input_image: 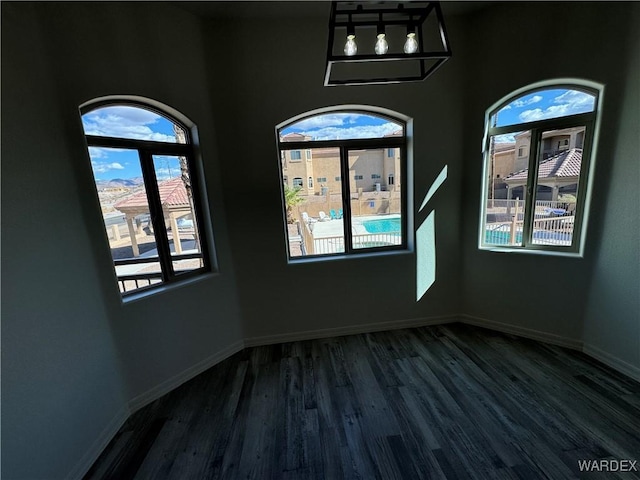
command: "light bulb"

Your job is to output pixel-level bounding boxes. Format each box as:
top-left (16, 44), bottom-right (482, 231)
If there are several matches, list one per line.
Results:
top-left (404, 32), bottom-right (418, 54)
top-left (374, 33), bottom-right (388, 55)
top-left (344, 34), bottom-right (357, 56)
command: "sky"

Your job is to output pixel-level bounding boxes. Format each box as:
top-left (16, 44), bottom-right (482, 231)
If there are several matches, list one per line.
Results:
top-left (280, 112), bottom-right (403, 140)
top-left (492, 88), bottom-right (596, 143)
top-left (84, 94), bottom-right (594, 177)
top-left (82, 106), bottom-right (183, 181)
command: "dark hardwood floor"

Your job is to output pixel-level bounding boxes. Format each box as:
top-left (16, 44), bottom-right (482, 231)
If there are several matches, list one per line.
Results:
top-left (85, 323), bottom-right (640, 479)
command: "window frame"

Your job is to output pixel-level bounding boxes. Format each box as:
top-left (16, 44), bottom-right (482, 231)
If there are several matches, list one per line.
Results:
top-left (479, 81), bottom-right (603, 256)
top-left (277, 108), bottom-right (408, 261)
top-left (80, 99), bottom-right (212, 298)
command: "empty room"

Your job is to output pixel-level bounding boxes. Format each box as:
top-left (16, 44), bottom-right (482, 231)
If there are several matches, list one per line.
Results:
top-left (2, 1), bottom-right (639, 479)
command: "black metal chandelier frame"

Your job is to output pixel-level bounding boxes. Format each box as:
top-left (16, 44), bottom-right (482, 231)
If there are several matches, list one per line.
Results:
top-left (324, 1), bottom-right (452, 86)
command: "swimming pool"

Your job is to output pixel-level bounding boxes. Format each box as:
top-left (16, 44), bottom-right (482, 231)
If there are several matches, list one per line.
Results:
top-left (362, 217), bottom-right (401, 234)
top-left (485, 229), bottom-right (572, 245)
top-left (485, 230), bottom-right (522, 245)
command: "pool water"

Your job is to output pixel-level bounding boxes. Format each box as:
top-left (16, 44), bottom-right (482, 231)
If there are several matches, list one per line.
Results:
top-left (485, 230), bottom-right (522, 244)
top-left (362, 217), bottom-right (401, 234)
top-left (485, 230), bottom-right (573, 245)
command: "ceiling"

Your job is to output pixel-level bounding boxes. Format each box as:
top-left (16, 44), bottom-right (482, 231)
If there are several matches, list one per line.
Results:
top-left (174, 1), bottom-right (495, 20)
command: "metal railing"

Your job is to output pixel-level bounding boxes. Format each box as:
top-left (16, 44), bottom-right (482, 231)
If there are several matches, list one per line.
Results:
top-left (117, 273), bottom-right (163, 293)
top-left (485, 214), bottom-right (574, 247)
top-left (114, 252), bottom-right (203, 294)
top-left (313, 232), bottom-right (401, 254)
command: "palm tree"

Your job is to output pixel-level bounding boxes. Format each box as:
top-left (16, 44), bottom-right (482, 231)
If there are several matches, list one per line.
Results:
top-left (284, 184), bottom-right (305, 224)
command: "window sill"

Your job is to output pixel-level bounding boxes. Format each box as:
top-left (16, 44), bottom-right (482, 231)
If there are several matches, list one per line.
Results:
top-left (288, 247), bottom-right (412, 265)
top-left (479, 245), bottom-right (583, 258)
top-left (120, 272), bottom-right (218, 305)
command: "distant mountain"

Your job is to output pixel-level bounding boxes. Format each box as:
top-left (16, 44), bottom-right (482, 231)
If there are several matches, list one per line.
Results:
top-left (96, 177), bottom-right (144, 190)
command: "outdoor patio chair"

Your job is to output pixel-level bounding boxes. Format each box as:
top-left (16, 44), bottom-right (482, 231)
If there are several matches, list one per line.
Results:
top-left (302, 212), bottom-right (316, 223)
top-left (319, 211), bottom-right (330, 221)
top-left (330, 209), bottom-right (338, 220)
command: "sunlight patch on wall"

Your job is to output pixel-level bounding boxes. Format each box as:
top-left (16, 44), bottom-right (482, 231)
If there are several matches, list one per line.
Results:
top-left (419, 165), bottom-right (448, 213)
top-left (417, 165), bottom-right (447, 301)
top-left (416, 211), bottom-right (436, 301)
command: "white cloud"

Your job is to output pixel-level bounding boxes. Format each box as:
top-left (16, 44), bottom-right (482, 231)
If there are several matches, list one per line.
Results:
top-left (290, 113), bottom-right (363, 130)
top-left (88, 146), bottom-right (108, 159)
top-left (518, 90), bottom-right (595, 122)
top-left (153, 156), bottom-right (181, 180)
top-left (494, 134), bottom-right (516, 143)
top-left (293, 115), bottom-right (345, 129)
top-left (301, 122), bottom-right (400, 140)
top-left (82, 106), bottom-right (176, 142)
top-left (91, 161), bottom-right (125, 173)
top-left (519, 104), bottom-right (570, 122)
top-left (154, 168), bottom-right (180, 180)
top-left (553, 90), bottom-right (595, 111)
top-left (510, 95), bottom-right (543, 108)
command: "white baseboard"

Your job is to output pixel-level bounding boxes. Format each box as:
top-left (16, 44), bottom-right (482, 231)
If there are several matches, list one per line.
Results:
top-left (67, 406), bottom-right (130, 480)
top-left (71, 315), bottom-right (638, 480)
top-left (128, 339), bottom-right (244, 413)
top-left (583, 343), bottom-right (640, 382)
top-left (460, 315), bottom-right (640, 382)
top-left (459, 314), bottom-right (584, 350)
top-left (243, 315), bottom-right (458, 348)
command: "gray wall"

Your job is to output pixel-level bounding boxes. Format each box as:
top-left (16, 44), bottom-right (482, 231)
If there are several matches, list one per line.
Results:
top-left (1, 3), bottom-right (244, 479)
top-left (583, 4), bottom-right (640, 372)
top-left (206, 12), bottom-right (466, 339)
top-left (2, 2), bottom-right (639, 479)
top-left (460, 3), bottom-right (639, 345)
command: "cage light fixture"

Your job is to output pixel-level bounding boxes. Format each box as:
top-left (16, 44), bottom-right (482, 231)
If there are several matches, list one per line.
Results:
top-left (325, 1), bottom-right (452, 86)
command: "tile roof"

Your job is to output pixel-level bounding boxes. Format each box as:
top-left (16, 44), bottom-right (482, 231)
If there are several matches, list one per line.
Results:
top-left (505, 148), bottom-right (582, 181)
top-left (114, 177), bottom-right (189, 209)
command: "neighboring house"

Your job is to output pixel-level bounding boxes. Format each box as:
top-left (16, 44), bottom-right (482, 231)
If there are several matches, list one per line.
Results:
top-left (514, 126), bottom-right (586, 172)
top-left (280, 130), bottom-right (402, 196)
top-left (490, 127), bottom-right (586, 200)
top-left (504, 148), bottom-right (582, 202)
top-left (489, 141), bottom-right (516, 199)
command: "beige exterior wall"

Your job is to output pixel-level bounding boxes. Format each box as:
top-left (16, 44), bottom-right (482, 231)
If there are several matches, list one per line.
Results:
top-left (513, 126), bottom-right (586, 172)
top-left (282, 145), bottom-right (401, 197)
top-left (383, 147), bottom-right (402, 191)
top-left (493, 149), bottom-right (516, 179)
top-left (282, 149), bottom-right (312, 194)
top-left (311, 148), bottom-right (341, 194)
top-left (514, 132), bottom-right (530, 172)
top-left (349, 149), bottom-right (386, 192)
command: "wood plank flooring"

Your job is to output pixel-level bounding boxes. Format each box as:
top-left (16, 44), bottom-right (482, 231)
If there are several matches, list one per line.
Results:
top-left (84, 324), bottom-right (640, 479)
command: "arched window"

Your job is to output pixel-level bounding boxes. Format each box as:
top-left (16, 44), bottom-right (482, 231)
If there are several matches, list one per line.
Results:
top-left (80, 99), bottom-right (211, 296)
top-left (480, 81), bottom-right (602, 255)
top-left (277, 108), bottom-right (408, 259)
